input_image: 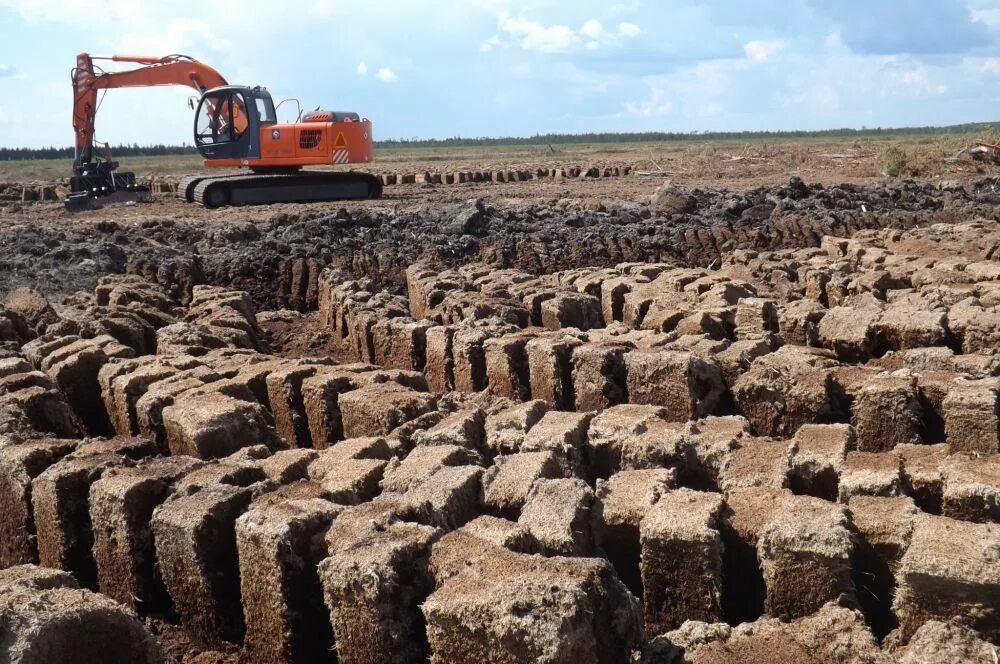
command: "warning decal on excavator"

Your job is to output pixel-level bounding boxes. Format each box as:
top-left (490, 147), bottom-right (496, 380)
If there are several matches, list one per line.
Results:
top-left (334, 132), bottom-right (348, 149)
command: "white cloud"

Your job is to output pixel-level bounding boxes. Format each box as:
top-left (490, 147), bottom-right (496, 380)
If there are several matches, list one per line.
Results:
top-left (888, 67), bottom-right (948, 96)
top-left (581, 19), bottom-right (604, 40)
top-left (356, 61), bottom-right (368, 75)
top-left (375, 67), bottom-right (398, 83)
top-left (0, 64), bottom-right (13, 77)
top-left (968, 56), bottom-right (1000, 74)
top-left (309, 0), bottom-right (335, 15)
top-left (0, 0), bottom-right (146, 27)
top-left (485, 12), bottom-right (641, 54)
top-left (743, 39), bottom-right (785, 63)
top-left (497, 11), bottom-right (580, 53)
top-left (617, 22), bottom-right (641, 38)
top-left (972, 8), bottom-right (1000, 30)
top-left (625, 87), bottom-right (674, 118)
top-left (479, 35), bottom-right (507, 52)
top-left (580, 19), bottom-right (640, 42)
top-left (117, 17), bottom-right (231, 56)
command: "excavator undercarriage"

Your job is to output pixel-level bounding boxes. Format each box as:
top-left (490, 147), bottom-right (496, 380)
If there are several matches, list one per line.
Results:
top-left (177, 171), bottom-right (382, 208)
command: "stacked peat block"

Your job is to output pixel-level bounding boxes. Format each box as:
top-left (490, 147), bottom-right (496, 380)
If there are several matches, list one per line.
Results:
top-left (319, 499), bottom-right (440, 662)
top-left (639, 489), bottom-right (726, 633)
top-left (0, 564), bottom-right (164, 664)
top-left (723, 488), bottom-right (855, 622)
top-left (422, 527), bottom-right (643, 663)
top-left (32, 436), bottom-right (158, 589)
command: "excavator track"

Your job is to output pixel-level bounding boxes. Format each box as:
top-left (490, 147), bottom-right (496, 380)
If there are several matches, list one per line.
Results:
top-left (177, 175), bottom-right (206, 202)
top-left (191, 171), bottom-right (382, 208)
top-left (177, 172), bottom-right (248, 202)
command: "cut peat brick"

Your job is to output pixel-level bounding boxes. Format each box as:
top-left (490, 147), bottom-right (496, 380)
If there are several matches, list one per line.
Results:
top-left (411, 408), bottom-right (486, 451)
top-left (265, 364), bottom-right (322, 450)
top-left (422, 534), bottom-right (642, 664)
top-left (718, 437), bottom-right (793, 493)
top-left (594, 469), bottom-right (676, 596)
top-left (319, 504), bottom-right (439, 664)
top-left (382, 444), bottom-right (480, 495)
top-left (837, 451), bottom-right (904, 502)
top-left (895, 619), bottom-right (999, 664)
top-left (89, 456), bottom-right (204, 613)
top-left (0, 438), bottom-right (77, 567)
top-left (44, 344), bottom-right (119, 436)
top-left (338, 384), bottom-right (436, 439)
top-left (424, 325), bottom-right (454, 393)
top-left (619, 420), bottom-right (687, 474)
top-left (0, 567), bottom-right (164, 664)
top-left (540, 292), bottom-right (603, 331)
top-left (482, 451), bottom-right (564, 518)
top-left (684, 416), bottom-right (750, 490)
top-left (236, 492), bottom-right (341, 664)
top-left (1, 384), bottom-right (82, 439)
top-left (640, 488), bottom-right (725, 634)
top-left (451, 326), bottom-right (493, 393)
top-left (371, 318), bottom-right (432, 371)
top-left (259, 448), bottom-right (318, 484)
top-left (32, 450), bottom-right (137, 589)
top-left (943, 379), bottom-right (1000, 454)
top-left (518, 477), bottom-right (595, 555)
top-left (942, 454), bottom-right (1000, 523)
top-left (484, 399), bottom-right (548, 456)
top-left (484, 333), bottom-right (533, 401)
top-left (586, 404), bottom-right (667, 481)
top-left (788, 424), bottom-right (852, 501)
top-left (571, 342), bottom-right (631, 412)
top-left (526, 333), bottom-right (582, 410)
top-left (624, 350), bottom-right (725, 421)
top-left (757, 495), bottom-right (855, 620)
top-left (898, 443), bottom-right (949, 514)
top-left (307, 437), bottom-right (393, 505)
top-left (162, 393), bottom-right (279, 459)
top-left (683, 602), bottom-right (882, 664)
top-left (852, 373), bottom-right (922, 452)
top-left (400, 464), bottom-right (484, 530)
top-left (894, 515), bottom-right (1000, 643)
top-left (520, 410), bottom-right (593, 477)
top-left (300, 370), bottom-right (356, 449)
top-left (847, 495), bottom-right (920, 638)
top-left (731, 347), bottom-right (841, 438)
top-left (152, 483), bottom-right (258, 646)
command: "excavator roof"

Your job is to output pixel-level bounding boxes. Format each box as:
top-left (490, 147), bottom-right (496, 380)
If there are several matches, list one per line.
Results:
top-left (201, 84), bottom-right (271, 97)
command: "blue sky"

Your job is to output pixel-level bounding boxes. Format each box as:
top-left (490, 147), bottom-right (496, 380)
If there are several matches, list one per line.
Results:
top-left (2, 0), bottom-right (1000, 148)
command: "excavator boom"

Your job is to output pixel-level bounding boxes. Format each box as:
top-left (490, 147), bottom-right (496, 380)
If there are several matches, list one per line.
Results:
top-left (72, 53), bottom-right (228, 165)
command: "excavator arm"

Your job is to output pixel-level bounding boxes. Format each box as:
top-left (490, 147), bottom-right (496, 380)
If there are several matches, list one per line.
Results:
top-left (72, 53), bottom-right (228, 166)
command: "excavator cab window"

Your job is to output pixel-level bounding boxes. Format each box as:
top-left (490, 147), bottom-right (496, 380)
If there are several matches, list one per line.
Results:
top-left (254, 92), bottom-right (277, 125)
top-left (195, 89), bottom-right (250, 146)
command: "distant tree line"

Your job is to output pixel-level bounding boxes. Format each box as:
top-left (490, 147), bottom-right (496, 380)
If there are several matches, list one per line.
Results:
top-left (3, 122), bottom-right (999, 161)
top-left (0, 143), bottom-right (200, 161)
top-left (377, 123), bottom-right (1000, 148)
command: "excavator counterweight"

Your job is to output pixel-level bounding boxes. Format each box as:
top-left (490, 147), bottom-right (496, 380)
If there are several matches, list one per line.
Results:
top-left (68, 53), bottom-right (380, 210)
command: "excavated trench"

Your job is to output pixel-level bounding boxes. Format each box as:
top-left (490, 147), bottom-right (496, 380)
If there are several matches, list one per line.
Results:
top-left (0, 178), bottom-right (999, 663)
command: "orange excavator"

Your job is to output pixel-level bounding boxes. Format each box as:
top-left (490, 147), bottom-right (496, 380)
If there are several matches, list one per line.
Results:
top-left (69, 53), bottom-right (381, 210)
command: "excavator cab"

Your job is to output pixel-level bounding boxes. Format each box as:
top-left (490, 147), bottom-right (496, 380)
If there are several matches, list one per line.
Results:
top-left (194, 86), bottom-right (275, 162)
